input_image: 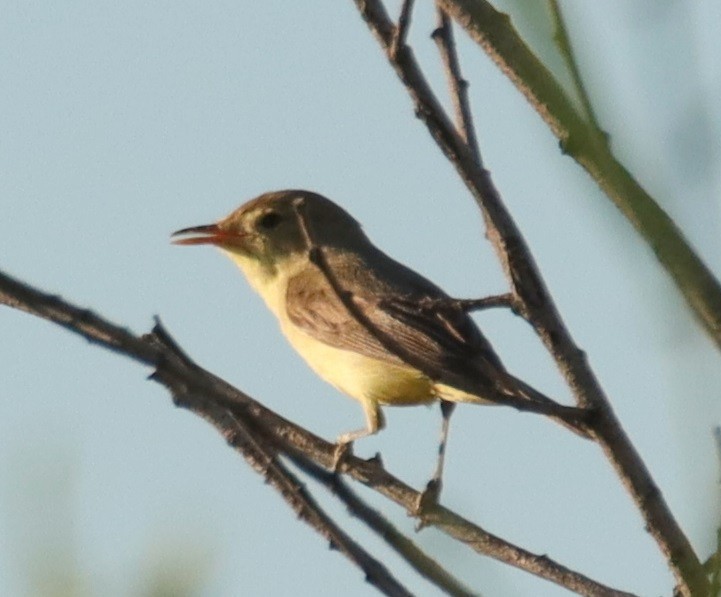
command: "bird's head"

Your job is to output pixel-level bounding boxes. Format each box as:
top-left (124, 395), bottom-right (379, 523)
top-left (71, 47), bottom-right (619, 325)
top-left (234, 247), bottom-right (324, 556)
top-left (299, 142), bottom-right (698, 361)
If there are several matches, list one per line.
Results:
top-left (172, 190), bottom-right (365, 272)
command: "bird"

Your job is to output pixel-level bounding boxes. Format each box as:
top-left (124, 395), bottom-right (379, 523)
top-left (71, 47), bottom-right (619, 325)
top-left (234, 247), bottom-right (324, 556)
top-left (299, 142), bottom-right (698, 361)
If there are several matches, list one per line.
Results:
top-left (172, 190), bottom-right (587, 491)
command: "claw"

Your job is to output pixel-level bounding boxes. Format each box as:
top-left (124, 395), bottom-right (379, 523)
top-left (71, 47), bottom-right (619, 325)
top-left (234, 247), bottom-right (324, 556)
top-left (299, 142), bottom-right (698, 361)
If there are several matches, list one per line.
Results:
top-left (412, 477), bottom-right (442, 528)
top-left (332, 441), bottom-right (353, 471)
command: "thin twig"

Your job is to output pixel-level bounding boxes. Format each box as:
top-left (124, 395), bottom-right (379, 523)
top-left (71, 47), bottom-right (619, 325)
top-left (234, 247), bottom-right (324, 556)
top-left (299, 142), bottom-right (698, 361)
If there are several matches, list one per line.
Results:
top-left (0, 268), bottom-right (636, 596)
top-left (432, 6), bottom-right (481, 166)
top-left (419, 293), bottom-right (515, 313)
top-left (350, 1), bottom-right (706, 594)
top-left (547, 0), bottom-right (602, 134)
top-left (0, 268), bottom-right (158, 363)
top-left (457, 294), bottom-right (513, 311)
top-left (391, 0), bottom-right (415, 58)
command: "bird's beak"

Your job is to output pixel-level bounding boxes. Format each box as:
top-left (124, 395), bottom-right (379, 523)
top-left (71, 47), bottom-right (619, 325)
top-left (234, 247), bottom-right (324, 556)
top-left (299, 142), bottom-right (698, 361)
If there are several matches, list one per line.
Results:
top-left (171, 224), bottom-right (244, 247)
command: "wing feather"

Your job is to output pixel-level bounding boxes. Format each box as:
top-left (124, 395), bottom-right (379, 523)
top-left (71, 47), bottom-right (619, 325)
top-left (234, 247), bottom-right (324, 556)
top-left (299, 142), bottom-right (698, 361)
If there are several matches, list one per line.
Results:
top-left (285, 251), bottom-right (507, 397)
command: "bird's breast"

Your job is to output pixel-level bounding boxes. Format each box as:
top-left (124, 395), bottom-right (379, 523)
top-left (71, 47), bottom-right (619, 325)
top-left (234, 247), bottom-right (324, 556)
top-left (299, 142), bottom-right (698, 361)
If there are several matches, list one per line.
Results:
top-left (227, 250), bottom-right (437, 406)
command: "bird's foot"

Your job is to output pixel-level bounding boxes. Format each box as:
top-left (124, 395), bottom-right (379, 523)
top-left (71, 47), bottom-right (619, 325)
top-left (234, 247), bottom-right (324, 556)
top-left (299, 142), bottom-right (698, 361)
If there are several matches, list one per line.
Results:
top-left (332, 441), bottom-right (353, 472)
top-left (412, 477), bottom-right (442, 528)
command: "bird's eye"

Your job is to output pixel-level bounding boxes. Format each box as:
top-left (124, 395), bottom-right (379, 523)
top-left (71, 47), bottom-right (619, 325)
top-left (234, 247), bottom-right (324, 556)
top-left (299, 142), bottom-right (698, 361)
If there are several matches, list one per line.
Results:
top-left (257, 211), bottom-right (282, 230)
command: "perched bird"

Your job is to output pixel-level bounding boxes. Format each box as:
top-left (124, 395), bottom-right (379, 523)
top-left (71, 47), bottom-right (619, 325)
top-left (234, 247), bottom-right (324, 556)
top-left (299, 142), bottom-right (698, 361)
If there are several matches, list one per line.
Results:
top-left (173, 190), bottom-right (586, 486)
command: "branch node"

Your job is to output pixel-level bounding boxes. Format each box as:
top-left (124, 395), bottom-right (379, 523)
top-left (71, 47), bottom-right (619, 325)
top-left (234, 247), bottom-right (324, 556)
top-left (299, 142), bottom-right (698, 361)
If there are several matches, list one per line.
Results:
top-left (391, 0), bottom-right (415, 59)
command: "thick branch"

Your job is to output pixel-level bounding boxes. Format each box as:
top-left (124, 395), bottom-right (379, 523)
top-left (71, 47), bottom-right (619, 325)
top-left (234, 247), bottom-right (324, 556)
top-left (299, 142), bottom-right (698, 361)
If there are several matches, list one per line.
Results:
top-left (0, 268), bottom-right (634, 596)
top-left (350, 1), bottom-right (706, 594)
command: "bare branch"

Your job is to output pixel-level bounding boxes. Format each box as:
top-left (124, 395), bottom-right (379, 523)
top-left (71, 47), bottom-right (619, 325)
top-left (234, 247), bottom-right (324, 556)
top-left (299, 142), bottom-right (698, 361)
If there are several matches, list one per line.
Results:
top-left (391, 0), bottom-right (414, 58)
top-left (436, 0), bottom-right (721, 354)
top-left (0, 268), bottom-right (635, 596)
top-left (432, 6), bottom-right (481, 166)
top-left (0, 267), bottom-right (157, 364)
top-left (148, 330), bottom-right (412, 597)
top-left (350, 1), bottom-right (707, 594)
top-left (288, 455), bottom-right (477, 597)
top-left (418, 293), bottom-right (515, 313)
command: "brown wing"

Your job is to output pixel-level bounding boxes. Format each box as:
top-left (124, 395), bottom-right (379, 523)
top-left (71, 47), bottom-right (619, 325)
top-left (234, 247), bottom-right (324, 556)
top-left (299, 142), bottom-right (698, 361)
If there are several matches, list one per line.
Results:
top-left (285, 250), bottom-right (507, 397)
top-left (285, 270), bottom-right (407, 367)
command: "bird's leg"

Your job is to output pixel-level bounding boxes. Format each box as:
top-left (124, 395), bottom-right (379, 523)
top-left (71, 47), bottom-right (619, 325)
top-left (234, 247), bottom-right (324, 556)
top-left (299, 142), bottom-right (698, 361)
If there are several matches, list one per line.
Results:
top-left (333, 400), bottom-right (385, 471)
top-left (415, 400), bottom-right (456, 515)
top-left (432, 399), bottom-right (456, 490)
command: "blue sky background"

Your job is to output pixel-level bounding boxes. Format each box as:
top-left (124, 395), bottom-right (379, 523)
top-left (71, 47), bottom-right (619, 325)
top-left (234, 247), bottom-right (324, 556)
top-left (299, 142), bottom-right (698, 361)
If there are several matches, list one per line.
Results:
top-left (1, 1), bottom-right (720, 595)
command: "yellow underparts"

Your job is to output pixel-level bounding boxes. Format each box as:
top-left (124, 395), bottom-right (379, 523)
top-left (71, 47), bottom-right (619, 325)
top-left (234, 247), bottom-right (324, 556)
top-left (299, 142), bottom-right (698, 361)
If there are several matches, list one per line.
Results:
top-left (280, 313), bottom-right (486, 408)
top-left (223, 248), bottom-right (487, 440)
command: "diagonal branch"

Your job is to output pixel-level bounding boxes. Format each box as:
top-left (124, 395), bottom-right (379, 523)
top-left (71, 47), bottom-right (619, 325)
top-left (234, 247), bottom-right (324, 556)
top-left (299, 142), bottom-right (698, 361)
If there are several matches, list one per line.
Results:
top-left (547, 0), bottom-right (602, 132)
top-left (0, 268), bottom-right (635, 596)
top-left (148, 327), bottom-right (412, 597)
top-left (350, 1), bottom-right (707, 594)
top-left (151, 322), bottom-right (472, 597)
top-left (390, 0), bottom-right (414, 58)
top-left (287, 454), bottom-right (477, 597)
top-left (432, 5), bottom-right (481, 166)
top-left (436, 0), bottom-right (721, 353)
